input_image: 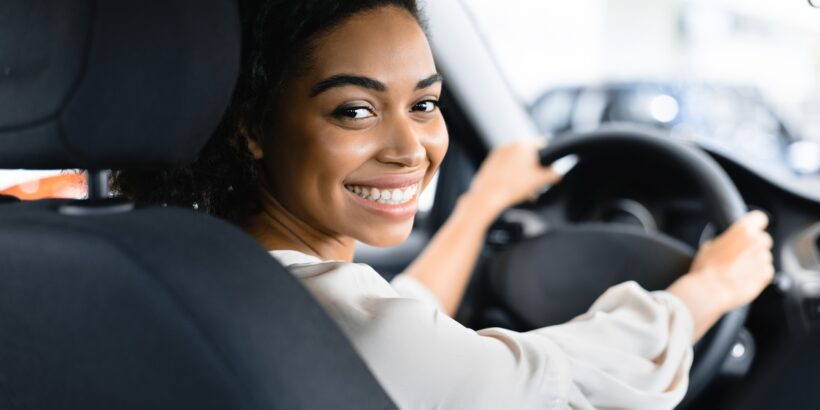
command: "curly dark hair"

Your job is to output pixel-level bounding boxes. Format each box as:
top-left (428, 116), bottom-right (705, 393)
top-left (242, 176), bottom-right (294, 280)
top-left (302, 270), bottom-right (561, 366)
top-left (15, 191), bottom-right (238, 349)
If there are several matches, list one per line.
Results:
top-left (111, 0), bottom-right (423, 223)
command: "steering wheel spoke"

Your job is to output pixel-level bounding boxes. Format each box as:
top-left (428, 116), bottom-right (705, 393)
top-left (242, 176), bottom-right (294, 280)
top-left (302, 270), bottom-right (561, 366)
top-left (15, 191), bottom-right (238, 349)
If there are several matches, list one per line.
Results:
top-left (490, 223), bottom-right (694, 327)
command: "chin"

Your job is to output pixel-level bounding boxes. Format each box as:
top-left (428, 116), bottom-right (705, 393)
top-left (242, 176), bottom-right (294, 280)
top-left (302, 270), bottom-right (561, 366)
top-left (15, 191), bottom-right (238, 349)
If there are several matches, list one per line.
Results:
top-left (356, 219), bottom-right (414, 248)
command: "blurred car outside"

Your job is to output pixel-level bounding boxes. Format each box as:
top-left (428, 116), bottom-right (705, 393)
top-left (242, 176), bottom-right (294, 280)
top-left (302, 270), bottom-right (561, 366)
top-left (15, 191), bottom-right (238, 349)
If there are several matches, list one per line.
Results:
top-left (530, 81), bottom-right (820, 179)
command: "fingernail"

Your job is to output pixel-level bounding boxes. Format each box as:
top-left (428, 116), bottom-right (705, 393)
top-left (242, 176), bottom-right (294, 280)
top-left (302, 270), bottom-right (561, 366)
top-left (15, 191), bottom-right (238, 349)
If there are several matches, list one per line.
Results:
top-left (750, 210), bottom-right (768, 221)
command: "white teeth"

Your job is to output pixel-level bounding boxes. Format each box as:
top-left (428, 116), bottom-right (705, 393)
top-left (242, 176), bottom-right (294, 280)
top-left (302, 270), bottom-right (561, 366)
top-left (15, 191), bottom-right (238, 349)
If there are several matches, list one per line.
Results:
top-left (345, 182), bottom-right (420, 205)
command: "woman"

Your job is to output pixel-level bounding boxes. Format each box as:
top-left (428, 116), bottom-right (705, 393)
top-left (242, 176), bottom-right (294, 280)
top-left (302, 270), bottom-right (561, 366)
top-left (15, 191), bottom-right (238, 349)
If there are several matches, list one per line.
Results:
top-left (113, 0), bottom-right (774, 408)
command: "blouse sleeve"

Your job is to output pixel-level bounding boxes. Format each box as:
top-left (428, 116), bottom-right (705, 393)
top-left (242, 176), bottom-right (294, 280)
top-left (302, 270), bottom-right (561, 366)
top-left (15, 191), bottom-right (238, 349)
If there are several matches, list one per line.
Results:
top-left (278, 253), bottom-right (695, 410)
top-left (354, 280), bottom-right (694, 409)
top-left (529, 281), bottom-right (695, 408)
top-left (389, 273), bottom-right (446, 312)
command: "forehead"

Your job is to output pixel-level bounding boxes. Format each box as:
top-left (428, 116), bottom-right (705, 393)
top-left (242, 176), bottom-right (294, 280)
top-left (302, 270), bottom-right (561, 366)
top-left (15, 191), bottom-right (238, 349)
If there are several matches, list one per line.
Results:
top-left (306, 7), bottom-right (436, 85)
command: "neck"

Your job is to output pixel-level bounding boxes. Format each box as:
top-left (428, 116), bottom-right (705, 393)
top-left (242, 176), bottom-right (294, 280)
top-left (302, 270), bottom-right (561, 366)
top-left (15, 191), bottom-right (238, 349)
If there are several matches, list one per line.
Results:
top-left (244, 187), bottom-right (356, 262)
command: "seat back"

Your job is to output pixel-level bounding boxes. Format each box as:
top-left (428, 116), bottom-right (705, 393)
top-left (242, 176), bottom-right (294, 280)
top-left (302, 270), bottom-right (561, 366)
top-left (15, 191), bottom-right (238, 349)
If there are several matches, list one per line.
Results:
top-left (0, 1), bottom-right (395, 408)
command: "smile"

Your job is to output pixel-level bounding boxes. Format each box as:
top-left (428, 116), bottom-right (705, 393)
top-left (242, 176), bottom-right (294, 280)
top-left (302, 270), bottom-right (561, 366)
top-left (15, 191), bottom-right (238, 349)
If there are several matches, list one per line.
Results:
top-left (344, 182), bottom-right (420, 205)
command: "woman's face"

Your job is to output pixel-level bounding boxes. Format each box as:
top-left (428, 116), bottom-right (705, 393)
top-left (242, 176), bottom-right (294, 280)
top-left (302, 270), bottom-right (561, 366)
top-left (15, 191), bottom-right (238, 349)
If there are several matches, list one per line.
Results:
top-left (256, 6), bottom-right (448, 247)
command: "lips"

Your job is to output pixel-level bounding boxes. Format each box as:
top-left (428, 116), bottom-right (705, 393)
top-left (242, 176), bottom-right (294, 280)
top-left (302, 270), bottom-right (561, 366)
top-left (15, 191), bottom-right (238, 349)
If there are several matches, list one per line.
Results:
top-left (342, 172), bottom-right (425, 220)
top-left (344, 182), bottom-right (420, 205)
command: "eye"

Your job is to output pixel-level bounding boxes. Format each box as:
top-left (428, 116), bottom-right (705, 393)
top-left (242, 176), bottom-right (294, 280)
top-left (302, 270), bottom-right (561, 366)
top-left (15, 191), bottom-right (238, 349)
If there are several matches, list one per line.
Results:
top-left (412, 99), bottom-right (440, 113)
top-left (332, 106), bottom-right (375, 120)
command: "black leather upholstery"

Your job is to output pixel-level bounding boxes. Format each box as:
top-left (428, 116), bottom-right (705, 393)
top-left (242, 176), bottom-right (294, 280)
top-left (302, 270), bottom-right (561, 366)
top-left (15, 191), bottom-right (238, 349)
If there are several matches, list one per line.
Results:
top-left (0, 0), bottom-right (396, 408)
top-left (0, 0), bottom-right (238, 169)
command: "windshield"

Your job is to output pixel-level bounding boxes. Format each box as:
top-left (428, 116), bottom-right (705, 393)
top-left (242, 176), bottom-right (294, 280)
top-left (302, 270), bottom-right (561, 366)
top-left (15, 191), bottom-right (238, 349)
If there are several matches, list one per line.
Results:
top-left (463, 0), bottom-right (820, 187)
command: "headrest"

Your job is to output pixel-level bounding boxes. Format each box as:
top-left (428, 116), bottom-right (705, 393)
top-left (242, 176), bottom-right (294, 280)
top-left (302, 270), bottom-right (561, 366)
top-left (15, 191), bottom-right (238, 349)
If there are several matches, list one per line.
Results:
top-left (0, 194), bottom-right (19, 203)
top-left (0, 0), bottom-right (240, 170)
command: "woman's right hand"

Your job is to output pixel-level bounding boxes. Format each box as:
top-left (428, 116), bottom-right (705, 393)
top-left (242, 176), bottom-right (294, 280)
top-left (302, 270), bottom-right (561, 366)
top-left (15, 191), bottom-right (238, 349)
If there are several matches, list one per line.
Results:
top-left (667, 210), bottom-right (775, 341)
top-left (463, 139), bottom-right (561, 222)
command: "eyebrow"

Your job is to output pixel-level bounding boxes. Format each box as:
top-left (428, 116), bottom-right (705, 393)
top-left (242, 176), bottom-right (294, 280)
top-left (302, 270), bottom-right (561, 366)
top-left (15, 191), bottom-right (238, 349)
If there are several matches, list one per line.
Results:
top-left (416, 73), bottom-right (444, 89)
top-left (309, 73), bottom-right (444, 97)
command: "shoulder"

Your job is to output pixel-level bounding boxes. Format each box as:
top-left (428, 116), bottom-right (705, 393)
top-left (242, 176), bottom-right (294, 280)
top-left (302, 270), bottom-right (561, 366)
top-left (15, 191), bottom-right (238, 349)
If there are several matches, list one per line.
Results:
top-left (269, 249), bottom-right (382, 282)
top-left (268, 249), bottom-right (398, 310)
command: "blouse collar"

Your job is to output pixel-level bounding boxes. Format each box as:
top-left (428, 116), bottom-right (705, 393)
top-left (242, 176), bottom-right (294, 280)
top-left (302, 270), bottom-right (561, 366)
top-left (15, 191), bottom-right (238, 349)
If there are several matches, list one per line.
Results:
top-left (269, 249), bottom-right (350, 267)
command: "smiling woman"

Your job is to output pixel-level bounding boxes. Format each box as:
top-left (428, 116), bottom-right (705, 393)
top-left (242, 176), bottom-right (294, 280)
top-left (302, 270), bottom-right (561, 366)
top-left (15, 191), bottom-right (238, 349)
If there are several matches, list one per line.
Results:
top-left (239, 6), bottom-right (448, 255)
top-left (111, 0), bottom-right (774, 408)
top-left (112, 0), bottom-right (435, 226)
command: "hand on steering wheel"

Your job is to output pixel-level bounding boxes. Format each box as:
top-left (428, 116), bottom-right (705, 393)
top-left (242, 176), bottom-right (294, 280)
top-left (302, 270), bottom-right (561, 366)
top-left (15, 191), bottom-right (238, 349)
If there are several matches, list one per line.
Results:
top-left (668, 210), bottom-right (775, 341)
top-left (486, 125), bottom-right (766, 403)
top-left (466, 138), bottom-right (562, 218)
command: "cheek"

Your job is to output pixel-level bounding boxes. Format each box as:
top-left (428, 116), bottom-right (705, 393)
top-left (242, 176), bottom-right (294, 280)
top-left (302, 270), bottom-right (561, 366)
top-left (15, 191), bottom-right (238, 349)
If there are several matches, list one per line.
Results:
top-left (423, 119), bottom-right (449, 173)
top-left (264, 120), bottom-right (372, 209)
top-left (307, 125), bottom-right (386, 217)
top-left (318, 128), bottom-right (379, 162)
top-left (313, 124), bottom-right (382, 187)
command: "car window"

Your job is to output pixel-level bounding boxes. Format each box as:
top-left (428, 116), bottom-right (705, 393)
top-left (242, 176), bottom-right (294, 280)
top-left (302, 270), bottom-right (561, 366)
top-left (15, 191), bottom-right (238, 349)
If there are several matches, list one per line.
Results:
top-left (463, 0), bottom-right (820, 180)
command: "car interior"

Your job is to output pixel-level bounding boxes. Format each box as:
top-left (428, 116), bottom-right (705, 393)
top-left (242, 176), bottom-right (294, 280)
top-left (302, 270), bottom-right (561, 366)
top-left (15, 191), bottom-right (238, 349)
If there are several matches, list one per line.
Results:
top-left (0, 1), bottom-right (395, 408)
top-left (2, 0), bottom-right (820, 409)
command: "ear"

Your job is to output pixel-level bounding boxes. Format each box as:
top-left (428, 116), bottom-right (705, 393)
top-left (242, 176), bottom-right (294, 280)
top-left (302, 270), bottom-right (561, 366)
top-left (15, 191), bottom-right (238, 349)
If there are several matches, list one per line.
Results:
top-left (245, 135), bottom-right (265, 160)
top-left (240, 122), bottom-right (265, 160)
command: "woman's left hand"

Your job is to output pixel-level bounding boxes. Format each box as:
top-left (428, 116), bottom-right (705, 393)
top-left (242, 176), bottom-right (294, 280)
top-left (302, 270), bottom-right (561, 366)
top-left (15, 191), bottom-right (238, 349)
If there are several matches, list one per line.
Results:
top-left (667, 210), bottom-right (775, 341)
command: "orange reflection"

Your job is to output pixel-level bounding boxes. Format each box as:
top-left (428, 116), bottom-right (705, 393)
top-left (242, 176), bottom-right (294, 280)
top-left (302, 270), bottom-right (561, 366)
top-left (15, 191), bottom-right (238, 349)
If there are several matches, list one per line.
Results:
top-left (1, 173), bottom-right (87, 200)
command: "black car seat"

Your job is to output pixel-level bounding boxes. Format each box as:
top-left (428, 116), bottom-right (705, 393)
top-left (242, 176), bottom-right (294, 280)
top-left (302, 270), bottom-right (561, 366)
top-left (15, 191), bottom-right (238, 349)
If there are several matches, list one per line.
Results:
top-left (0, 1), bottom-right (395, 409)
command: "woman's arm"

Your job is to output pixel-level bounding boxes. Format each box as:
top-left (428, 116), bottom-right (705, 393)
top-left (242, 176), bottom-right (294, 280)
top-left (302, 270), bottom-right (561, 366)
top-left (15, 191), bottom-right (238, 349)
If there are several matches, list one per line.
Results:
top-left (401, 139), bottom-right (774, 333)
top-left (399, 192), bottom-right (500, 315)
top-left (401, 140), bottom-right (561, 315)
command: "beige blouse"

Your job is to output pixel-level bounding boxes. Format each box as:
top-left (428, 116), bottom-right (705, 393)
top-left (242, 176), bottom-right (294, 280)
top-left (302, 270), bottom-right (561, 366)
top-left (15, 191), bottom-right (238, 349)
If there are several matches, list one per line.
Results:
top-left (270, 250), bottom-right (694, 410)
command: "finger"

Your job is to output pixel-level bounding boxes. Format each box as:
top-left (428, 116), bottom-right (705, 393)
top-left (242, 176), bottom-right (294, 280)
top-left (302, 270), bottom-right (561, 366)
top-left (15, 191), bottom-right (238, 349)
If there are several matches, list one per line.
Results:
top-left (757, 233), bottom-right (774, 250)
top-left (764, 265), bottom-right (775, 280)
top-left (725, 210), bottom-right (769, 244)
top-left (517, 137), bottom-right (547, 151)
top-left (757, 264), bottom-right (775, 283)
top-left (524, 137), bottom-right (547, 149)
top-left (540, 167), bottom-right (562, 185)
top-left (550, 154), bottom-right (579, 176)
top-left (741, 210), bottom-right (770, 233)
top-left (754, 247), bottom-right (773, 262)
top-left (742, 239), bottom-right (773, 260)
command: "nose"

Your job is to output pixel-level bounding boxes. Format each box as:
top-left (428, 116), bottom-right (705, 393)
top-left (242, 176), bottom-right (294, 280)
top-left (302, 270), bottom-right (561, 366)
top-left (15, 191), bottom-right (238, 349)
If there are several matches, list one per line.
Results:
top-left (376, 114), bottom-right (426, 168)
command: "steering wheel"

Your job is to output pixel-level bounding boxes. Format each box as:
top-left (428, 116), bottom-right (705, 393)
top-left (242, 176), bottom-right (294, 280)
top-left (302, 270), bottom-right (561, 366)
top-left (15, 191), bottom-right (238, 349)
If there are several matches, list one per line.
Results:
top-left (487, 126), bottom-right (748, 402)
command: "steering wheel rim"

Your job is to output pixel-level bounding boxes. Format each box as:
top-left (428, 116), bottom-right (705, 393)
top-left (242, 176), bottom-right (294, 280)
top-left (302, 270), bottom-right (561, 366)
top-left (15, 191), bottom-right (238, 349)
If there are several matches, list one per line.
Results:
top-left (500, 125), bottom-right (748, 402)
